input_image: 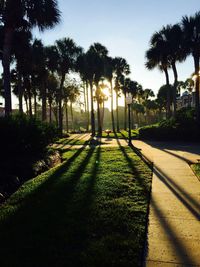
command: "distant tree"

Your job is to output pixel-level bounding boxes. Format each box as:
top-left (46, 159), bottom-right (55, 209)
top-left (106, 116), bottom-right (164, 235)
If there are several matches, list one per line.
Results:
top-left (157, 84), bottom-right (173, 117)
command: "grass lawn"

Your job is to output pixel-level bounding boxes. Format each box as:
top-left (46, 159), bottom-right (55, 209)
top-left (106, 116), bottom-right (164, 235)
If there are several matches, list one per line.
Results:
top-left (0, 144), bottom-right (152, 267)
top-left (55, 136), bottom-right (89, 146)
top-left (101, 130), bottom-right (139, 139)
top-left (191, 163), bottom-right (200, 180)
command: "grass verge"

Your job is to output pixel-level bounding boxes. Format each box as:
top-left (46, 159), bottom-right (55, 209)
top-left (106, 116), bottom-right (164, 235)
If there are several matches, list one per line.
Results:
top-left (101, 130), bottom-right (139, 139)
top-left (191, 163), bottom-right (200, 180)
top-left (0, 145), bottom-right (152, 267)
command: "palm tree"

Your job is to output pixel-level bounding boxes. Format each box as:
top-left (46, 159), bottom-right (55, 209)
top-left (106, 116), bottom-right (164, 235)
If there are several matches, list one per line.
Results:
top-left (76, 53), bottom-right (90, 131)
top-left (182, 12), bottom-right (200, 123)
top-left (142, 88), bottom-right (155, 100)
top-left (46, 74), bottom-right (59, 123)
top-left (157, 24), bottom-right (185, 116)
top-left (157, 84), bottom-right (173, 117)
top-left (121, 77), bottom-right (131, 130)
top-left (32, 39), bottom-right (48, 121)
top-left (104, 56), bottom-right (116, 132)
top-left (12, 30), bottom-right (32, 114)
top-left (52, 38), bottom-right (82, 133)
top-left (114, 57), bottom-right (130, 131)
top-left (0, 0), bottom-right (60, 116)
top-left (68, 83), bottom-right (80, 132)
top-left (145, 43), bottom-right (171, 118)
top-left (89, 43), bottom-right (108, 136)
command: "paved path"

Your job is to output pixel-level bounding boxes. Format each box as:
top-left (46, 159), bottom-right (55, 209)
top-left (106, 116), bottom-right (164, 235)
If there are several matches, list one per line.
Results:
top-left (53, 133), bottom-right (128, 149)
top-left (133, 141), bottom-right (200, 266)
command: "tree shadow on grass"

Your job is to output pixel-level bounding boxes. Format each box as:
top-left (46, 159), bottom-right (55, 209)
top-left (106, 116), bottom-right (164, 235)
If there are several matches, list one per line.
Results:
top-left (0, 145), bottom-right (101, 267)
top-left (114, 136), bottom-right (150, 196)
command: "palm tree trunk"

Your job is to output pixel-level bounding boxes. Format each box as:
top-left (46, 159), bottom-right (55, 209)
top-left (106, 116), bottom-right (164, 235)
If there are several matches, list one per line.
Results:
top-left (96, 82), bottom-right (102, 136)
top-left (124, 93), bottom-right (127, 130)
top-left (172, 61), bottom-right (178, 117)
top-left (164, 68), bottom-right (171, 119)
top-left (24, 94), bottom-right (28, 115)
top-left (49, 101), bottom-right (52, 123)
top-left (26, 80), bottom-right (32, 118)
top-left (70, 101), bottom-right (74, 132)
top-left (110, 79), bottom-right (115, 132)
top-left (42, 82), bottom-right (47, 121)
top-left (59, 74), bottom-right (65, 134)
top-left (86, 81), bottom-right (89, 132)
top-left (89, 80), bottom-right (95, 136)
top-left (131, 107), bottom-right (134, 129)
top-left (28, 90), bottom-right (32, 118)
top-left (116, 91), bottom-right (119, 132)
top-left (18, 72), bottom-right (23, 114)
top-left (65, 103), bottom-right (69, 132)
top-left (101, 101), bottom-right (105, 129)
top-left (84, 82), bottom-right (87, 113)
top-left (194, 56), bottom-right (200, 123)
top-left (2, 27), bottom-right (14, 116)
top-left (97, 100), bottom-right (102, 135)
top-left (34, 92), bottom-right (37, 118)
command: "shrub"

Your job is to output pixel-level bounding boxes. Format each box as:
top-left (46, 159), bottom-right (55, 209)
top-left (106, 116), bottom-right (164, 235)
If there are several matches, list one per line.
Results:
top-left (0, 115), bottom-right (60, 192)
top-left (0, 114), bottom-right (59, 157)
top-left (139, 108), bottom-right (200, 141)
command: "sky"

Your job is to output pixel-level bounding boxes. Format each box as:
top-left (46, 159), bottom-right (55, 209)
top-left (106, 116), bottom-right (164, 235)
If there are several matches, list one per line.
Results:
top-left (1, 0), bottom-right (200, 109)
top-left (34, 0), bottom-right (200, 95)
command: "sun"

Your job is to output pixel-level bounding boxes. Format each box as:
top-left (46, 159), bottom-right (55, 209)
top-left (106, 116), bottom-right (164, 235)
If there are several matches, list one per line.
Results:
top-left (100, 81), bottom-right (111, 98)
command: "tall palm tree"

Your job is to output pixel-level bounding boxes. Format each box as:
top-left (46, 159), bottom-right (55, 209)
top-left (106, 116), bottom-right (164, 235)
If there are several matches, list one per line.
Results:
top-left (0, 0), bottom-right (60, 116)
top-left (81, 50), bottom-right (96, 136)
top-left (12, 30), bottom-right (32, 114)
top-left (89, 43), bottom-right (108, 136)
top-left (145, 43), bottom-right (171, 118)
top-left (156, 24), bottom-right (185, 116)
top-left (113, 57), bottom-right (130, 131)
top-left (51, 38), bottom-right (82, 133)
top-left (76, 53), bottom-right (90, 131)
top-left (104, 56), bottom-right (116, 132)
top-left (182, 12), bottom-right (200, 123)
top-left (46, 74), bottom-right (59, 123)
top-left (32, 39), bottom-right (48, 121)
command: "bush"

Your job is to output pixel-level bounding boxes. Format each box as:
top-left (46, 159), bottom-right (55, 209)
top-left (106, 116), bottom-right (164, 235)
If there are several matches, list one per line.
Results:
top-left (0, 115), bottom-right (60, 196)
top-left (139, 108), bottom-right (200, 141)
top-left (0, 114), bottom-right (59, 157)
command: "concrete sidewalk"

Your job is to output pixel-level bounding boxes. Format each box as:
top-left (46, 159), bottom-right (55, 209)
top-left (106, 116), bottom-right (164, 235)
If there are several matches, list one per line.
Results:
top-left (133, 141), bottom-right (200, 266)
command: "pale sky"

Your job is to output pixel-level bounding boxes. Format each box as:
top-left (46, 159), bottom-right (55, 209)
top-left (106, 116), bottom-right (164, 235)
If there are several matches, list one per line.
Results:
top-left (35, 0), bottom-right (200, 94)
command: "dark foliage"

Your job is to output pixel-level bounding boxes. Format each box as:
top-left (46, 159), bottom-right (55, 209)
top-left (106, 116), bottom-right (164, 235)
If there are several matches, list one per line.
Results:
top-left (0, 114), bottom-right (59, 196)
top-left (139, 108), bottom-right (200, 141)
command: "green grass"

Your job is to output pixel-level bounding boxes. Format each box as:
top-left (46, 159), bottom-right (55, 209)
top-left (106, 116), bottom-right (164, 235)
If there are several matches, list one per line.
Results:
top-left (101, 130), bottom-right (139, 139)
top-left (0, 145), bottom-right (152, 267)
top-left (55, 137), bottom-right (89, 146)
top-left (191, 163), bottom-right (200, 179)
